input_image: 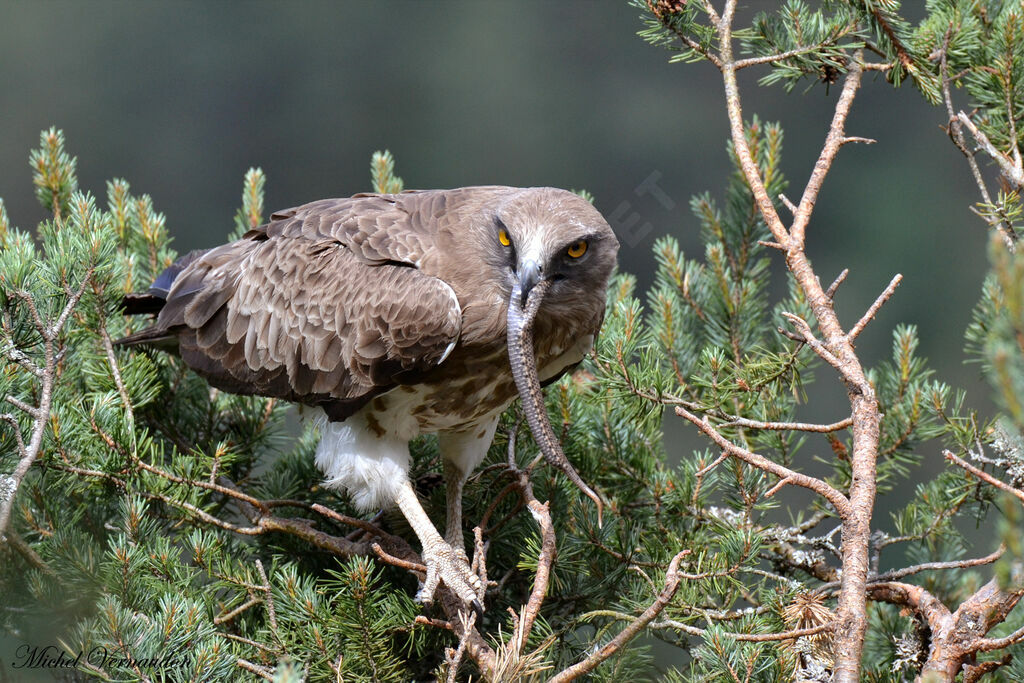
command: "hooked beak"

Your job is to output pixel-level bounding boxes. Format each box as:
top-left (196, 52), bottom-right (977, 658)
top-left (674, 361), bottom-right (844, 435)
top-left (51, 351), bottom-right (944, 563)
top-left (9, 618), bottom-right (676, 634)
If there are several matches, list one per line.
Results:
top-left (517, 259), bottom-right (542, 308)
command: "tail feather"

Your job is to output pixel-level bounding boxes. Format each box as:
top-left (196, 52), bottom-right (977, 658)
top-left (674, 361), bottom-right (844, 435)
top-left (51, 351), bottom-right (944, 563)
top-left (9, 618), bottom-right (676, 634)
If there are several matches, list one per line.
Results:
top-left (113, 325), bottom-right (178, 349)
top-left (120, 292), bottom-right (166, 316)
top-left (115, 249), bottom-right (210, 349)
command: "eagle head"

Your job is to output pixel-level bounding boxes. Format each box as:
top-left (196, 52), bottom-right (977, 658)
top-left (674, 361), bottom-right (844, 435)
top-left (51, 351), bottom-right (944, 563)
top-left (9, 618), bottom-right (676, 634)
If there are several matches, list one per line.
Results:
top-left (492, 187), bottom-right (619, 323)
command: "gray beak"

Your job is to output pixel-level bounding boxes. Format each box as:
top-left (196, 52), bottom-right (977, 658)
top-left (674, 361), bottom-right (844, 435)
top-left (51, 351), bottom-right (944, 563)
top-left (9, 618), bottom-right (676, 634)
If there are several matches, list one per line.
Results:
top-left (517, 259), bottom-right (542, 308)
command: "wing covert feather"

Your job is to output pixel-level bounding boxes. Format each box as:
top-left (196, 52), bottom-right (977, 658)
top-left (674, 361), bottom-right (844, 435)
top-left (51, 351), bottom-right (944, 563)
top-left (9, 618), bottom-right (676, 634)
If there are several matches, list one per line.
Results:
top-left (157, 198), bottom-right (462, 408)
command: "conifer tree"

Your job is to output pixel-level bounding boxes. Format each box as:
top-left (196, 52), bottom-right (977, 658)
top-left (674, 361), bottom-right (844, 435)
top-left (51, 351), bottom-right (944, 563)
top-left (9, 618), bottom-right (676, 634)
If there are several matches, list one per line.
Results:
top-left (2, 1), bottom-right (1024, 681)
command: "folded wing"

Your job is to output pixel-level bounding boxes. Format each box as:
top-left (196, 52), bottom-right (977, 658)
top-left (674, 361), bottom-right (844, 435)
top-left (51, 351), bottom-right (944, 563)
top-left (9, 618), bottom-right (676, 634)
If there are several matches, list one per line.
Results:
top-left (118, 193), bottom-right (462, 419)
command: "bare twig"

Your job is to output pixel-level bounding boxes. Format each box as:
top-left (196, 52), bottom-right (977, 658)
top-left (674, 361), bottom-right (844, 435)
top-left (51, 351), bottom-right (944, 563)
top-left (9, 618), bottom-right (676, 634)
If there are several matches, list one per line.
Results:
top-left (976, 622), bottom-right (1024, 652)
top-left (1, 343), bottom-right (42, 378)
top-left (780, 312), bottom-right (844, 372)
top-left (5, 396), bottom-right (41, 418)
top-left (644, 616), bottom-right (835, 642)
top-left (840, 136), bottom-right (876, 146)
top-left (0, 414), bottom-right (26, 455)
top-left (826, 268), bottom-right (849, 299)
top-left (958, 111), bottom-right (1024, 188)
top-left (788, 56), bottom-right (866, 246)
top-left (213, 597), bottom-right (262, 626)
top-left (444, 611), bottom-right (478, 683)
top-left (847, 274), bottom-right (902, 341)
top-left (372, 542), bottom-right (428, 573)
top-left (779, 193), bottom-right (798, 215)
top-left (255, 559), bottom-right (279, 637)
top-left (548, 550), bottom-right (689, 682)
top-left (101, 328), bottom-right (134, 424)
top-left (675, 406), bottom-right (852, 516)
top-left (733, 45), bottom-right (833, 70)
top-left (503, 425), bottom-right (558, 647)
top-left (945, 450), bottom-right (1024, 504)
top-left (717, 415), bottom-right (852, 433)
top-left (236, 658), bottom-right (275, 681)
top-left (3, 529), bottom-right (55, 576)
top-left (870, 545), bottom-right (1004, 583)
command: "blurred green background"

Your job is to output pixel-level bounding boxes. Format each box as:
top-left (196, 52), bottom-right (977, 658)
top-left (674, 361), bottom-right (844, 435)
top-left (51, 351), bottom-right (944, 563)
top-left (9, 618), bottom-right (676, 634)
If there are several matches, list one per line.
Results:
top-left (0, 2), bottom-right (993, 489)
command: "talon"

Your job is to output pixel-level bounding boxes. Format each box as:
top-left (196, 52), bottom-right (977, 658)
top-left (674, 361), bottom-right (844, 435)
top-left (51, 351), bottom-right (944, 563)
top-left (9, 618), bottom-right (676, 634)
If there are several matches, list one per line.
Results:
top-left (471, 599), bottom-right (484, 623)
top-left (417, 538), bottom-right (485, 612)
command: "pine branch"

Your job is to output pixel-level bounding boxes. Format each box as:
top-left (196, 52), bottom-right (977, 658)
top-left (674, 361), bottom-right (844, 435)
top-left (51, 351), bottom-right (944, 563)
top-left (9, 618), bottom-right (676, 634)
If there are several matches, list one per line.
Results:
top-left (938, 28), bottom-right (1016, 247)
top-left (0, 272), bottom-right (94, 542)
top-left (945, 449), bottom-right (1024, 503)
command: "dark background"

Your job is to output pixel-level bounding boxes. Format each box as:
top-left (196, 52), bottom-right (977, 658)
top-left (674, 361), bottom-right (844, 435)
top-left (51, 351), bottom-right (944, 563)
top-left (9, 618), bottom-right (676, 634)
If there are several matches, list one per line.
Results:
top-left (0, 0), bottom-right (994, 526)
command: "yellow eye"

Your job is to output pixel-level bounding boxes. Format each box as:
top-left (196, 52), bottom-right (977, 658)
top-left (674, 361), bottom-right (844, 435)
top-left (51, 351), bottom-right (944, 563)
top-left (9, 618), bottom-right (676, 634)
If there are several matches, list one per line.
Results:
top-left (567, 240), bottom-right (588, 258)
top-left (498, 228), bottom-right (511, 247)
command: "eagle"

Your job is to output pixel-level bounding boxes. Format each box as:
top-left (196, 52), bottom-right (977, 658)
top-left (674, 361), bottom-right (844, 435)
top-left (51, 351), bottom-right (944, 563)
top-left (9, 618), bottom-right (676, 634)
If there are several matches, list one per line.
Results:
top-left (117, 186), bottom-right (619, 614)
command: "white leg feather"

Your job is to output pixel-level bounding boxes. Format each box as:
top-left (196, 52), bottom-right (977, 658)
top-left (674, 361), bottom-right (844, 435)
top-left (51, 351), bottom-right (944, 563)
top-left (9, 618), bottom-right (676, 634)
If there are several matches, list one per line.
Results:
top-left (313, 410), bottom-right (410, 511)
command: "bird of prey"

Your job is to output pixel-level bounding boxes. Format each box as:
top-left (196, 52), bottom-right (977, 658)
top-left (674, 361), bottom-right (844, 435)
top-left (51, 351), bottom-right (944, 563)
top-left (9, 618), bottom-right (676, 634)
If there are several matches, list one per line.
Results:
top-left (117, 186), bottom-right (619, 613)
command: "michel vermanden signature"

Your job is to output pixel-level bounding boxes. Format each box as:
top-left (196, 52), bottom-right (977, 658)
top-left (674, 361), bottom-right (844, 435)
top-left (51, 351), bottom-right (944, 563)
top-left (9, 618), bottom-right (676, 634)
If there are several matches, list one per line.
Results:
top-left (6, 644), bottom-right (192, 673)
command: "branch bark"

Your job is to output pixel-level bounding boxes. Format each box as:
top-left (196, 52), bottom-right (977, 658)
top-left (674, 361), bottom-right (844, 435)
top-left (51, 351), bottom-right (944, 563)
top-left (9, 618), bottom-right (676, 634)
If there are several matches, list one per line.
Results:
top-left (712, 16), bottom-right (882, 676)
top-left (0, 276), bottom-right (93, 542)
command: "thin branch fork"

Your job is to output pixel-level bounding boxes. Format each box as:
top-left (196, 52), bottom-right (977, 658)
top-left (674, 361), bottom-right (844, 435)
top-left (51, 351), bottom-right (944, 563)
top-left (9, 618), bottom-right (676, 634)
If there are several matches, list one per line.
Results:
top-left (675, 405), bottom-right (852, 516)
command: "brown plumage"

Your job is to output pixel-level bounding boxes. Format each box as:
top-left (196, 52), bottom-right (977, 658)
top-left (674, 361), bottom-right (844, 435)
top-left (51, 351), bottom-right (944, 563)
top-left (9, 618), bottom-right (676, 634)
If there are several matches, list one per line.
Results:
top-left (118, 186), bottom-right (619, 613)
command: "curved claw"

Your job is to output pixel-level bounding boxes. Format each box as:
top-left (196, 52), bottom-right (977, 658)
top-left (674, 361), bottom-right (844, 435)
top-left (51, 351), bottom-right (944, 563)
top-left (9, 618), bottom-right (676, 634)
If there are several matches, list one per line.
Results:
top-left (416, 538), bottom-right (483, 611)
top-left (507, 279), bottom-right (604, 527)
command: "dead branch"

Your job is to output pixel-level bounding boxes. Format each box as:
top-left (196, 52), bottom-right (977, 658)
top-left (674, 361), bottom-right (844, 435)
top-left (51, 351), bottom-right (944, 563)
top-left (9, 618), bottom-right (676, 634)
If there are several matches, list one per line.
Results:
top-left (714, 26), bottom-right (884, 677)
top-left (847, 274), bottom-right (902, 341)
top-left (547, 550), bottom-right (689, 682)
top-left (506, 434), bottom-right (557, 647)
top-left (945, 450), bottom-right (1024, 504)
top-left (675, 405), bottom-right (852, 515)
